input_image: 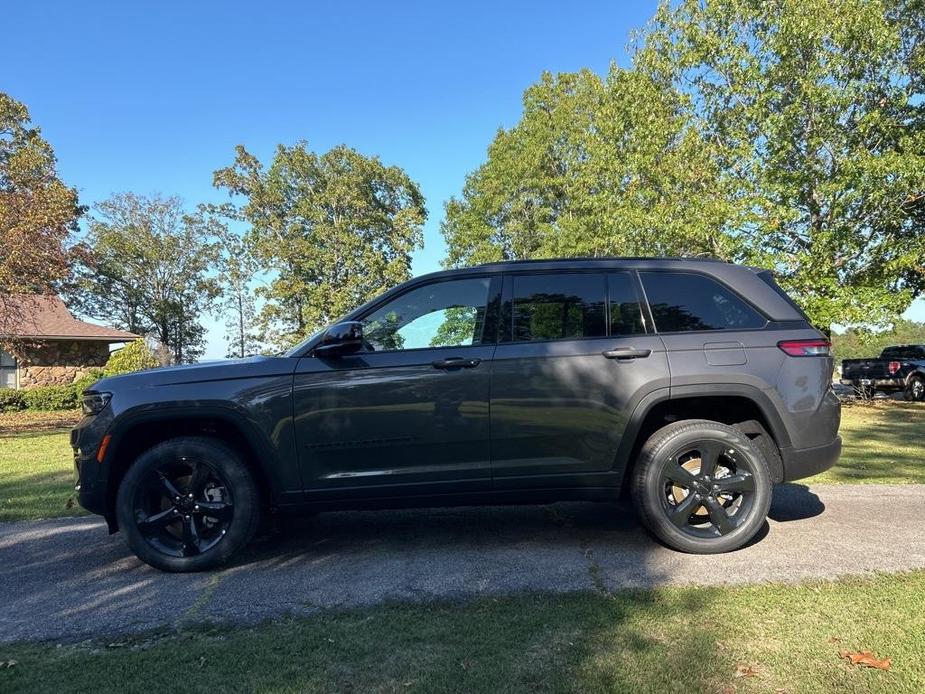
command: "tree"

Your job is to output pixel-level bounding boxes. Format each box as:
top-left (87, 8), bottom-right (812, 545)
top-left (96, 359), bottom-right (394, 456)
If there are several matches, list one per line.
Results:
top-left (0, 92), bottom-right (82, 338)
top-left (69, 193), bottom-right (220, 364)
top-left (213, 217), bottom-right (262, 358)
top-left (442, 67), bottom-right (736, 268)
top-left (213, 142), bottom-right (426, 349)
top-left (635, 0), bottom-right (925, 331)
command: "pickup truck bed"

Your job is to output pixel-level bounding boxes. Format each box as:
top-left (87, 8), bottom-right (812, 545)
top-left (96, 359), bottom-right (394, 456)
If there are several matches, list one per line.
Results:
top-left (841, 344), bottom-right (925, 400)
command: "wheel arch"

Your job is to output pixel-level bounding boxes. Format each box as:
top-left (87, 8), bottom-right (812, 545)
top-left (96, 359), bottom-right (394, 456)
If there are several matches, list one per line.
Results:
top-left (616, 385), bottom-right (790, 487)
top-left (103, 406), bottom-right (282, 530)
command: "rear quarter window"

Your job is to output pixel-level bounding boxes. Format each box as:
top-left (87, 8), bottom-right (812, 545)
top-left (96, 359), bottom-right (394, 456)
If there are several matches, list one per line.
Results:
top-left (882, 346), bottom-right (925, 360)
top-left (640, 271), bottom-right (767, 332)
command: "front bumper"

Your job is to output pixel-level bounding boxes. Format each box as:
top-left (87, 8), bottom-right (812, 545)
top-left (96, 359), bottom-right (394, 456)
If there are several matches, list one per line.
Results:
top-left (779, 436), bottom-right (841, 482)
top-left (71, 411), bottom-right (114, 520)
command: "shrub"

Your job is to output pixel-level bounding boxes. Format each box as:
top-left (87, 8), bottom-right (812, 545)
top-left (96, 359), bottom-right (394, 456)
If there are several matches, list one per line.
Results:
top-left (0, 389), bottom-right (25, 412)
top-left (22, 384), bottom-right (79, 411)
top-left (103, 340), bottom-right (158, 377)
top-left (72, 368), bottom-right (105, 396)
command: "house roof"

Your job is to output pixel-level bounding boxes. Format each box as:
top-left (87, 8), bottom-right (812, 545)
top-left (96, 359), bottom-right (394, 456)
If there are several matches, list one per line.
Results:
top-left (1, 295), bottom-right (140, 342)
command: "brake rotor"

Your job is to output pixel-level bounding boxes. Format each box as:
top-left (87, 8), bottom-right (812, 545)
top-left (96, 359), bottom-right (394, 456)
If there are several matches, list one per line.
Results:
top-left (672, 457), bottom-right (710, 519)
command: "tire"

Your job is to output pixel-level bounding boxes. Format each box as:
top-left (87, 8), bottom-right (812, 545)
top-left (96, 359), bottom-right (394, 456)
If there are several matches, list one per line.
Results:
top-left (905, 376), bottom-right (925, 402)
top-left (631, 419), bottom-right (773, 554)
top-left (116, 436), bottom-right (261, 572)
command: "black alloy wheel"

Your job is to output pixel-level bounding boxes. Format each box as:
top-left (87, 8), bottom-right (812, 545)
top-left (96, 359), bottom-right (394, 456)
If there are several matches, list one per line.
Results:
top-left (658, 439), bottom-right (757, 538)
top-left (117, 436), bottom-right (260, 572)
top-left (133, 458), bottom-right (234, 558)
top-left (632, 420), bottom-right (772, 554)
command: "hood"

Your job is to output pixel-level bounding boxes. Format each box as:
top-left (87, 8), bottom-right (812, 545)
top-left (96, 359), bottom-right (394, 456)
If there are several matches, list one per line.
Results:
top-left (88, 355), bottom-right (299, 392)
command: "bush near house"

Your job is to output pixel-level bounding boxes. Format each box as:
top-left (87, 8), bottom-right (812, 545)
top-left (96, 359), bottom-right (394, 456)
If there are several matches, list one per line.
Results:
top-left (21, 385), bottom-right (79, 411)
top-left (0, 340), bottom-right (158, 413)
top-left (0, 389), bottom-right (26, 412)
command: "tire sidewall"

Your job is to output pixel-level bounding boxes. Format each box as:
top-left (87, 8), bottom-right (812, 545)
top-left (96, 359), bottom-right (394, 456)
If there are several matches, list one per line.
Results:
top-left (633, 421), bottom-right (772, 554)
top-left (116, 436), bottom-right (260, 572)
top-left (907, 376), bottom-right (925, 402)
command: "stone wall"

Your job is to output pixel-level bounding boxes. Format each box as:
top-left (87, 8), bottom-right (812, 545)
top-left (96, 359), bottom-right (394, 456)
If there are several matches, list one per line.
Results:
top-left (14, 340), bottom-right (110, 389)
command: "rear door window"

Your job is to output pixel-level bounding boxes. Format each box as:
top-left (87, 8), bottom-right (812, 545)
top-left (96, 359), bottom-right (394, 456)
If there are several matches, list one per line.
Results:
top-left (511, 273), bottom-right (606, 342)
top-left (608, 272), bottom-right (646, 335)
top-left (882, 346), bottom-right (925, 360)
top-left (640, 272), bottom-right (766, 332)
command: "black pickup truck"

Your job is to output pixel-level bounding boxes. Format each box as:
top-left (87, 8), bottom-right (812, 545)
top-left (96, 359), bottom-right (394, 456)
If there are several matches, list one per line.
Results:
top-left (841, 345), bottom-right (925, 400)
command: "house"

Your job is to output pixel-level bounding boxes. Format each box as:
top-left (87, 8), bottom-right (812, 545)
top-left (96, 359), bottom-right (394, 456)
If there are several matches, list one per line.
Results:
top-left (0, 294), bottom-right (139, 389)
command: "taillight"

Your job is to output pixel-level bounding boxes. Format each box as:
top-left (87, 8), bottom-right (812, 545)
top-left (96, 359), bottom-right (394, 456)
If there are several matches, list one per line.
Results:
top-left (777, 339), bottom-right (831, 357)
top-left (888, 360), bottom-right (901, 375)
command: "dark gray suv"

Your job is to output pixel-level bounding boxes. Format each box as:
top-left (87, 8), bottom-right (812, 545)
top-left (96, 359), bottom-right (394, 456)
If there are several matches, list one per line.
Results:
top-left (72, 258), bottom-right (841, 571)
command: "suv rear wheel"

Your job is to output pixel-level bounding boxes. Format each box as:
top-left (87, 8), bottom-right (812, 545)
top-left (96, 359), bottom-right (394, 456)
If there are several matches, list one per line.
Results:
top-left (631, 420), bottom-right (772, 553)
top-left (116, 436), bottom-right (261, 572)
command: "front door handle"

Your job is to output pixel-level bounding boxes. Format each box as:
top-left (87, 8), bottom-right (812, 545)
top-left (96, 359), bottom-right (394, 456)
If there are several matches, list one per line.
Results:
top-left (602, 347), bottom-right (652, 360)
top-left (432, 357), bottom-right (482, 370)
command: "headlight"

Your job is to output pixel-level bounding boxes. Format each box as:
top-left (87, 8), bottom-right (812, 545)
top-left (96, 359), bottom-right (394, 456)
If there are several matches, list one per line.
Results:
top-left (81, 392), bottom-right (112, 416)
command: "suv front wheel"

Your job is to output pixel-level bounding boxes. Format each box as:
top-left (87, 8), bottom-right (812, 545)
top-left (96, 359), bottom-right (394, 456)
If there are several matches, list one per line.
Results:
top-left (116, 436), bottom-right (261, 572)
top-left (631, 420), bottom-right (772, 553)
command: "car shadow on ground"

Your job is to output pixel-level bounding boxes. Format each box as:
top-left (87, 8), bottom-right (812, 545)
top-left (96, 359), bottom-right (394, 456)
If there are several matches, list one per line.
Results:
top-left (769, 483), bottom-right (825, 522)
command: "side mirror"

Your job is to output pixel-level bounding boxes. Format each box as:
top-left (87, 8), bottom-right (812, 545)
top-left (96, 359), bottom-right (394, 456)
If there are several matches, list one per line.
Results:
top-left (313, 321), bottom-right (364, 357)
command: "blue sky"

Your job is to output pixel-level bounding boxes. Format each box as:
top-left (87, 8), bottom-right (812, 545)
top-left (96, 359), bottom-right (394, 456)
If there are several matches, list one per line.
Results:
top-left (3, 1), bottom-right (922, 357)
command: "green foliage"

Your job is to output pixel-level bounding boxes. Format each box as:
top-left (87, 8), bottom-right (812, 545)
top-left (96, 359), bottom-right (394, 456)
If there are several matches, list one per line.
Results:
top-left (22, 385), bottom-right (78, 411)
top-left (102, 340), bottom-right (158, 376)
top-left (636, 0), bottom-right (925, 330)
top-left (71, 368), bottom-right (105, 395)
top-left (68, 193), bottom-right (220, 364)
top-left (442, 68), bottom-right (734, 268)
top-left (210, 218), bottom-right (262, 358)
top-left (445, 1), bottom-right (925, 331)
top-left (832, 319), bottom-right (925, 362)
top-left (0, 389), bottom-right (25, 412)
top-left (0, 92), bottom-right (82, 338)
top-left (213, 142), bottom-right (426, 350)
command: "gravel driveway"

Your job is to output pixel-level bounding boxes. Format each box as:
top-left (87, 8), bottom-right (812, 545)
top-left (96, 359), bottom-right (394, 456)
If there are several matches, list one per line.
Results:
top-left (2, 482), bottom-right (924, 644)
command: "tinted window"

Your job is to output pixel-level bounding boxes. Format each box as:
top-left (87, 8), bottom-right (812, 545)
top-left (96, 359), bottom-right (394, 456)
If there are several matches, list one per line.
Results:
top-left (512, 273), bottom-right (606, 342)
top-left (882, 346), bottom-right (925, 360)
top-left (640, 272), bottom-right (766, 332)
top-left (361, 277), bottom-right (492, 351)
top-left (608, 272), bottom-right (646, 335)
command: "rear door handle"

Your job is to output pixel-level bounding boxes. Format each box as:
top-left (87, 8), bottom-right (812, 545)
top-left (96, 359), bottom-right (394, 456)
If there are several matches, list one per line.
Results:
top-left (602, 347), bottom-right (652, 360)
top-left (432, 357), bottom-right (482, 370)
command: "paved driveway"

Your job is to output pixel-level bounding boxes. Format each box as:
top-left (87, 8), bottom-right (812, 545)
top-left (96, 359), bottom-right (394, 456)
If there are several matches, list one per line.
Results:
top-left (2, 483), bottom-right (924, 644)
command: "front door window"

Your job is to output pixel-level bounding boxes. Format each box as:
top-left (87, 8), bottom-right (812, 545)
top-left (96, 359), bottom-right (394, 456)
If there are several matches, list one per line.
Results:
top-left (361, 277), bottom-right (492, 351)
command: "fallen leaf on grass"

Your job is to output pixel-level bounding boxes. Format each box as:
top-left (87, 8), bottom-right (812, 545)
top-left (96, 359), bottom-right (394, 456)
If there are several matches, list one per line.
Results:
top-left (839, 650), bottom-right (892, 670)
top-left (733, 663), bottom-right (760, 678)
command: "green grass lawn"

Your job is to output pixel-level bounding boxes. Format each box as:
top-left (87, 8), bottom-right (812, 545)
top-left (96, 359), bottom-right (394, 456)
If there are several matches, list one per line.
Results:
top-left (2, 570), bottom-right (923, 693)
top-left (817, 401), bottom-right (925, 484)
top-left (0, 428), bottom-right (83, 522)
top-left (0, 401), bottom-right (922, 522)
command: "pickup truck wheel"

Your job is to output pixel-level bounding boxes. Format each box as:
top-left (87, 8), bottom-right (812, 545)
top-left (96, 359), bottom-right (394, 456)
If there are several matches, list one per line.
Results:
top-left (905, 376), bottom-right (925, 402)
top-left (116, 436), bottom-right (260, 572)
top-left (631, 420), bottom-right (772, 554)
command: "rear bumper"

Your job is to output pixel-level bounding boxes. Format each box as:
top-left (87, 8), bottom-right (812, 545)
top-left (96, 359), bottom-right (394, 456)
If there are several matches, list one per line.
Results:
top-left (839, 378), bottom-right (902, 390)
top-left (779, 436), bottom-right (841, 482)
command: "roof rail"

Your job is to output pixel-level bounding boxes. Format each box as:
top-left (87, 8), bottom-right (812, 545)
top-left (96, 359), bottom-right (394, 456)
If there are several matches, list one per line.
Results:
top-left (473, 255), bottom-right (726, 267)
